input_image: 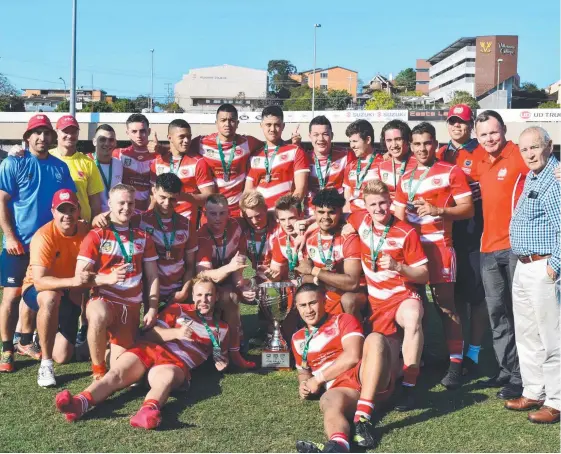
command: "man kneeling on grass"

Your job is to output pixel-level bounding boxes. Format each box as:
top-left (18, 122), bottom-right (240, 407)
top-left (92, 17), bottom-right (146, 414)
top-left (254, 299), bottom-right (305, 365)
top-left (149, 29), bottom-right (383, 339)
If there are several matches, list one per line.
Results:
top-left (292, 284), bottom-right (395, 452)
top-left (55, 276), bottom-right (230, 429)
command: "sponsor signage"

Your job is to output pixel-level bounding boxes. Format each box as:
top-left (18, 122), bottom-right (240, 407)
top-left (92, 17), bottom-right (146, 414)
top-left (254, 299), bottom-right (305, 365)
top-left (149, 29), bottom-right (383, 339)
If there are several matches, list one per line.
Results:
top-left (476, 109), bottom-right (561, 122)
top-left (408, 109), bottom-right (449, 121)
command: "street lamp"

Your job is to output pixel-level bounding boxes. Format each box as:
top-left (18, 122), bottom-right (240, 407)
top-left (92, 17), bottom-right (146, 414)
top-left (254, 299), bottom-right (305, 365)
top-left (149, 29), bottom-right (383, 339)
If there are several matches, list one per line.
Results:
top-left (70, 0), bottom-right (77, 116)
top-left (59, 77), bottom-right (67, 94)
top-left (311, 24), bottom-right (321, 116)
top-left (496, 58), bottom-right (503, 107)
top-left (150, 49), bottom-right (154, 112)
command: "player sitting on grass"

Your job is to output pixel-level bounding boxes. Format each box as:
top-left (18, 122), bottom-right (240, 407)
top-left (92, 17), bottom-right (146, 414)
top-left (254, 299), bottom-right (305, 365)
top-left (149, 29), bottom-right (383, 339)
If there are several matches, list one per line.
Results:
top-left (55, 276), bottom-right (230, 429)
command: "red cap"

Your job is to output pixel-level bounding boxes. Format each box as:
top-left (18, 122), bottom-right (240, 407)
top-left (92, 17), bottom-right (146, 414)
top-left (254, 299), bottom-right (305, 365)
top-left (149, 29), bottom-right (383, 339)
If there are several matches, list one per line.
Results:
top-left (52, 189), bottom-right (79, 210)
top-left (24, 114), bottom-right (54, 138)
top-left (56, 115), bottom-right (80, 131)
top-left (447, 104), bottom-right (473, 122)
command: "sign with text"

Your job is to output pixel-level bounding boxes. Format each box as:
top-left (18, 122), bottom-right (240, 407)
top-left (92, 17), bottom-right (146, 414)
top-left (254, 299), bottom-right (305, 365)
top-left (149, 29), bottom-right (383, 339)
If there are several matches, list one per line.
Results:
top-left (477, 109), bottom-right (561, 122)
top-left (408, 109), bottom-right (449, 121)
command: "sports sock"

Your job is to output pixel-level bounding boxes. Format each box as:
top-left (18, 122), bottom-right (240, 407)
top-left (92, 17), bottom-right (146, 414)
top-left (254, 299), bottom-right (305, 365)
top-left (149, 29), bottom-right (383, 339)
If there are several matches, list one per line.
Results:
top-left (20, 333), bottom-right (33, 346)
top-left (354, 398), bottom-right (374, 422)
top-left (92, 362), bottom-right (107, 377)
top-left (403, 364), bottom-right (420, 387)
top-left (465, 344), bottom-right (481, 364)
top-left (130, 399), bottom-right (162, 430)
top-left (41, 358), bottom-right (53, 368)
top-left (55, 390), bottom-right (93, 422)
top-left (447, 340), bottom-right (464, 364)
top-left (2, 340), bottom-right (14, 353)
top-left (330, 433), bottom-right (350, 452)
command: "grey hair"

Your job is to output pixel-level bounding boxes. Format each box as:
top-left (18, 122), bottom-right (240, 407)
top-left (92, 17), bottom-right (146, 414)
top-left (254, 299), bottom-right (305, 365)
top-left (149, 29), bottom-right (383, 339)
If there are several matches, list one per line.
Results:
top-left (520, 126), bottom-right (552, 146)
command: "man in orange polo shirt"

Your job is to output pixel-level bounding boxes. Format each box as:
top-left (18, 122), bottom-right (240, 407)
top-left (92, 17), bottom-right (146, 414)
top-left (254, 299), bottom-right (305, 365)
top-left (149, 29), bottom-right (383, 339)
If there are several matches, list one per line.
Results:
top-left (475, 110), bottom-right (527, 400)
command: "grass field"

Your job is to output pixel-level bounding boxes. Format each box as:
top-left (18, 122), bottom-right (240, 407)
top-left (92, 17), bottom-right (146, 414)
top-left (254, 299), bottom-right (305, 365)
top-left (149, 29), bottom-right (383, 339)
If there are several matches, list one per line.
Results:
top-left (0, 300), bottom-right (559, 453)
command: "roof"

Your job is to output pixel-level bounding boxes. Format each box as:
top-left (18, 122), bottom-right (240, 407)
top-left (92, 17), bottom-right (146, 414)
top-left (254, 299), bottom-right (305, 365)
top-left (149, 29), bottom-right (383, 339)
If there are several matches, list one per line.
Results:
top-left (369, 74), bottom-right (394, 86)
top-left (426, 37), bottom-right (476, 64)
top-left (23, 96), bottom-right (65, 103)
top-left (299, 66), bottom-right (358, 75)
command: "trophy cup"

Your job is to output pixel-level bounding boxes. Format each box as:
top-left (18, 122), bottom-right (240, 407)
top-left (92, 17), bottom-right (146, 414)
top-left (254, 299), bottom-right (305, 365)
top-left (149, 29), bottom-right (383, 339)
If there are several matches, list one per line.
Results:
top-left (258, 281), bottom-right (295, 369)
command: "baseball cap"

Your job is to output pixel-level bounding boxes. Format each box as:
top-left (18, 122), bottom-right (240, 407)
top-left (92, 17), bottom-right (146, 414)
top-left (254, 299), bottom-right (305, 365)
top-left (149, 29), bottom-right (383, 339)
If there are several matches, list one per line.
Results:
top-left (23, 114), bottom-right (54, 138)
top-left (447, 104), bottom-right (473, 122)
top-left (52, 189), bottom-right (79, 211)
top-left (56, 115), bottom-right (80, 131)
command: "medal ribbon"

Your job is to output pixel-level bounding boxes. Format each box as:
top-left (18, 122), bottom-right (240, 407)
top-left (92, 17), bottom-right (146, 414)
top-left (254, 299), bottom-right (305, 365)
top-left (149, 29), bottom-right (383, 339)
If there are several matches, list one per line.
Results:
top-left (355, 153), bottom-right (375, 192)
top-left (207, 227), bottom-right (227, 266)
top-left (196, 310), bottom-right (220, 349)
top-left (249, 228), bottom-right (267, 267)
top-left (314, 150), bottom-right (332, 190)
top-left (110, 222), bottom-right (134, 264)
top-left (285, 235), bottom-right (298, 272)
top-left (370, 217), bottom-right (392, 271)
top-left (316, 231), bottom-right (334, 267)
top-left (263, 144), bottom-right (279, 182)
top-left (154, 211), bottom-right (177, 256)
top-left (169, 154), bottom-right (186, 175)
top-left (391, 154), bottom-right (410, 189)
top-left (407, 164), bottom-right (432, 202)
top-left (94, 156), bottom-right (112, 197)
top-left (302, 314), bottom-right (329, 368)
top-left (217, 138), bottom-right (237, 182)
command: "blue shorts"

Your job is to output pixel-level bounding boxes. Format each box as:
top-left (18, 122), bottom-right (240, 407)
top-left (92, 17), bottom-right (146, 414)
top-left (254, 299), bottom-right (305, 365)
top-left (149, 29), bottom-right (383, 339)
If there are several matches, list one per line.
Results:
top-left (0, 249), bottom-right (30, 287)
top-left (22, 286), bottom-right (81, 343)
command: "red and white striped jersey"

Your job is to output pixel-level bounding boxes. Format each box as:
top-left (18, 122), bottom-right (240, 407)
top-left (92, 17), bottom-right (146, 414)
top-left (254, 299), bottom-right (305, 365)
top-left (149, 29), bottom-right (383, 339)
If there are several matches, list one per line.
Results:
top-left (347, 211), bottom-right (428, 304)
top-left (306, 146), bottom-right (355, 215)
top-left (271, 230), bottom-right (301, 268)
top-left (194, 133), bottom-right (262, 217)
top-left (292, 313), bottom-right (364, 389)
top-left (135, 210), bottom-right (198, 298)
top-left (196, 218), bottom-right (247, 269)
top-left (112, 146), bottom-right (156, 212)
top-left (378, 155), bottom-right (418, 201)
top-left (343, 153), bottom-right (383, 212)
top-left (394, 161), bottom-right (472, 247)
top-left (238, 217), bottom-right (279, 280)
top-left (157, 305), bottom-right (229, 370)
top-left (304, 228), bottom-right (361, 313)
top-left (247, 144), bottom-right (310, 210)
top-left (77, 225), bottom-right (158, 305)
top-left (149, 152), bottom-right (214, 221)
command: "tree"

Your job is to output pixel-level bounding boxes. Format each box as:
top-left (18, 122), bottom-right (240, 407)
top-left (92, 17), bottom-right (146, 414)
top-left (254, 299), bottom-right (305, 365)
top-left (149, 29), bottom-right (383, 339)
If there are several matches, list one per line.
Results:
top-left (0, 74), bottom-right (18, 97)
top-left (364, 91), bottom-right (396, 110)
top-left (394, 68), bottom-right (416, 92)
top-left (55, 100), bottom-right (70, 112)
top-left (132, 95), bottom-right (151, 112)
top-left (159, 101), bottom-right (184, 113)
top-left (538, 101), bottom-right (560, 108)
top-left (267, 60), bottom-right (300, 99)
top-left (0, 74), bottom-right (24, 112)
top-left (82, 101), bottom-right (113, 112)
top-left (512, 82), bottom-right (548, 108)
top-left (112, 98), bottom-right (138, 113)
top-left (447, 90), bottom-right (479, 109)
top-left (283, 86), bottom-right (329, 111)
top-left (326, 89), bottom-right (352, 110)
top-left (520, 82), bottom-right (540, 93)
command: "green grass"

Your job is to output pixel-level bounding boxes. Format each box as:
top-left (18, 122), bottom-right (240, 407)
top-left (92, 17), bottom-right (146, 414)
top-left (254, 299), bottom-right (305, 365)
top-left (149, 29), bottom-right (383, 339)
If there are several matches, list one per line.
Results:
top-left (0, 302), bottom-right (559, 453)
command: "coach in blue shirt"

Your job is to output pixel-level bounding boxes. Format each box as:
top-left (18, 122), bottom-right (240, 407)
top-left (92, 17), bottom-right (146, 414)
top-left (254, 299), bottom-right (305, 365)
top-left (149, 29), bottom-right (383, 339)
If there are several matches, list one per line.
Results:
top-left (506, 126), bottom-right (560, 424)
top-left (0, 114), bottom-right (76, 373)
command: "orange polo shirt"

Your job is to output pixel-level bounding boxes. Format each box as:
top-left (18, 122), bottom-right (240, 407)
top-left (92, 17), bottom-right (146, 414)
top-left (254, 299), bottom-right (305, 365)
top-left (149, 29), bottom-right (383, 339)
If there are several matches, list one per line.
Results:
top-left (478, 141), bottom-right (527, 253)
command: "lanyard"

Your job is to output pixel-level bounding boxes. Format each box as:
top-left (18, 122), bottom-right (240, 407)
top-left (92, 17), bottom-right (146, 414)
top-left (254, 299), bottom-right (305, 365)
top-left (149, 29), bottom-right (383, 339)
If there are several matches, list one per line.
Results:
top-left (407, 165), bottom-right (432, 202)
top-left (154, 211), bottom-right (176, 256)
top-left (169, 154), bottom-right (186, 175)
top-left (314, 150), bottom-right (332, 189)
top-left (217, 138), bottom-right (237, 182)
top-left (301, 314), bottom-right (328, 369)
top-left (196, 310), bottom-right (220, 349)
top-left (370, 218), bottom-right (392, 272)
top-left (110, 222), bottom-right (134, 264)
top-left (285, 235), bottom-right (298, 272)
top-left (355, 153), bottom-right (375, 191)
top-left (316, 231), bottom-right (334, 269)
top-left (263, 144), bottom-right (279, 183)
top-left (391, 154), bottom-right (410, 188)
top-left (95, 156), bottom-right (112, 196)
top-left (207, 227), bottom-right (227, 266)
top-left (249, 228), bottom-right (267, 266)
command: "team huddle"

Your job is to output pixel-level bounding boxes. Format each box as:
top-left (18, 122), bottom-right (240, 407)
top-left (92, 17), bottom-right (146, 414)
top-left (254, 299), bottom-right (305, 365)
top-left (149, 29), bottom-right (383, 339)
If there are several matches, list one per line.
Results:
top-left (0, 102), bottom-right (558, 451)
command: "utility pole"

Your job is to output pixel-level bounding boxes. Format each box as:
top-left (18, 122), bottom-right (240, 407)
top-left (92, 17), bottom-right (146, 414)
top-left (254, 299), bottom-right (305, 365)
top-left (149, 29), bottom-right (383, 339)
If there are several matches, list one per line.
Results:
top-left (150, 49), bottom-right (155, 112)
top-left (165, 83), bottom-right (172, 104)
top-left (70, 0), bottom-right (77, 116)
top-left (312, 23), bottom-right (321, 116)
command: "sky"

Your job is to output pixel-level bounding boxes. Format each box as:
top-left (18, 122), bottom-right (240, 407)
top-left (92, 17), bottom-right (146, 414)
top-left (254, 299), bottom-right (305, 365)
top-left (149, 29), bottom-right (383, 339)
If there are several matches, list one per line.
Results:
top-left (1, 0), bottom-right (559, 101)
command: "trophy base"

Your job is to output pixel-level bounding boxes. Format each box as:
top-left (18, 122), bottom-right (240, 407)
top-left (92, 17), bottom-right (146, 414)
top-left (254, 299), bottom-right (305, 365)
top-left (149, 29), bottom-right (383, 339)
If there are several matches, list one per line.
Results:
top-left (261, 349), bottom-right (291, 370)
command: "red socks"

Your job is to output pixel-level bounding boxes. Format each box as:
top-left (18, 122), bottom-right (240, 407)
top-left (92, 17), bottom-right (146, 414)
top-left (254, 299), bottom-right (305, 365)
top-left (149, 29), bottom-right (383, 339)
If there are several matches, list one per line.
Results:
top-left (92, 362), bottom-right (107, 379)
top-left (447, 340), bottom-right (464, 364)
top-left (130, 399), bottom-right (162, 430)
top-left (354, 398), bottom-right (374, 423)
top-left (330, 433), bottom-right (350, 452)
top-left (55, 390), bottom-right (93, 422)
top-left (403, 365), bottom-right (420, 387)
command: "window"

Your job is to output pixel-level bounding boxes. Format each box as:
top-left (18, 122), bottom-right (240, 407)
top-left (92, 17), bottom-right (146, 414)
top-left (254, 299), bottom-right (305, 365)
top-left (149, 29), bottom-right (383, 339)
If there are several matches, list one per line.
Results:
top-left (320, 83), bottom-right (328, 90)
top-left (320, 72), bottom-right (328, 79)
top-left (205, 99), bottom-right (210, 104)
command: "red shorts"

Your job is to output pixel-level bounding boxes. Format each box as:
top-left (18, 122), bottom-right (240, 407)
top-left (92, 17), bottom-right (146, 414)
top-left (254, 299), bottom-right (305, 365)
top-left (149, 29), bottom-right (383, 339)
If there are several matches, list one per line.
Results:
top-left (325, 289), bottom-right (343, 315)
top-left (127, 341), bottom-right (190, 379)
top-left (329, 361), bottom-right (395, 403)
top-left (368, 291), bottom-right (421, 336)
top-left (88, 298), bottom-right (140, 349)
top-left (422, 243), bottom-right (456, 284)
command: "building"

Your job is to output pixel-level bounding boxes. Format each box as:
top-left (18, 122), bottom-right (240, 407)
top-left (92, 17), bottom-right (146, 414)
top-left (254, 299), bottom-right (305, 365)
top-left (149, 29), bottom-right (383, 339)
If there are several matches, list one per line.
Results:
top-left (546, 80), bottom-right (561, 104)
top-left (23, 96), bottom-right (65, 112)
top-left (174, 64), bottom-right (268, 112)
top-left (22, 88), bottom-right (112, 104)
top-left (293, 66), bottom-right (358, 99)
top-left (416, 36), bottom-right (519, 108)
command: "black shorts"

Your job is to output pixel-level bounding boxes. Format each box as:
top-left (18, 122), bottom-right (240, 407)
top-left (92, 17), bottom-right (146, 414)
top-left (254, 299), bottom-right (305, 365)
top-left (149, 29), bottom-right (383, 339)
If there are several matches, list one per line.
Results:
top-left (0, 250), bottom-right (30, 287)
top-left (454, 248), bottom-right (485, 305)
top-left (22, 286), bottom-right (81, 343)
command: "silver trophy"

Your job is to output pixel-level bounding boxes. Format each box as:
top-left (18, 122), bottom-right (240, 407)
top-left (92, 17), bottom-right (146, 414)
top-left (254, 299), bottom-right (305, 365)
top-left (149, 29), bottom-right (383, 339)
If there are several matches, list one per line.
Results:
top-left (258, 281), bottom-right (295, 369)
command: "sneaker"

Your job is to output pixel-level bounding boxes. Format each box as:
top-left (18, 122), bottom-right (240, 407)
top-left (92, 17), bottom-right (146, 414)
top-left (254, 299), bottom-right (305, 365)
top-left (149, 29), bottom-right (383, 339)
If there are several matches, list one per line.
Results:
top-left (353, 417), bottom-right (377, 448)
top-left (16, 341), bottom-right (42, 360)
top-left (462, 356), bottom-right (478, 376)
top-left (0, 351), bottom-right (14, 373)
top-left (75, 325), bottom-right (88, 346)
top-left (296, 440), bottom-right (347, 453)
top-left (38, 363), bottom-right (57, 387)
top-left (394, 386), bottom-right (416, 412)
top-left (441, 363), bottom-right (462, 390)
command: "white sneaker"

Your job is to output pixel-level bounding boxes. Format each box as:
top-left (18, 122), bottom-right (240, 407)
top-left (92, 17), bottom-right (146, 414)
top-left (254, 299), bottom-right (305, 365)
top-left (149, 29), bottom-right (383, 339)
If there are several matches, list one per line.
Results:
top-left (37, 364), bottom-right (56, 387)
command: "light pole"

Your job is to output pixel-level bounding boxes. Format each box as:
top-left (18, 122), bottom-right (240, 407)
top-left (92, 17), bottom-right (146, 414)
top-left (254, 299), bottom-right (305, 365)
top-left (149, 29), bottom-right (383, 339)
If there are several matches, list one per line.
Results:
top-left (496, 58), bottom-right (503, 107)
top-left (311, 24), bottom-right (321, 116)
top-left (150, 49), bottom-right (154, 112)
top-left (70, 0), bottom-right (77, 116)
top-left (59, 77), bottom-right (67, 95)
